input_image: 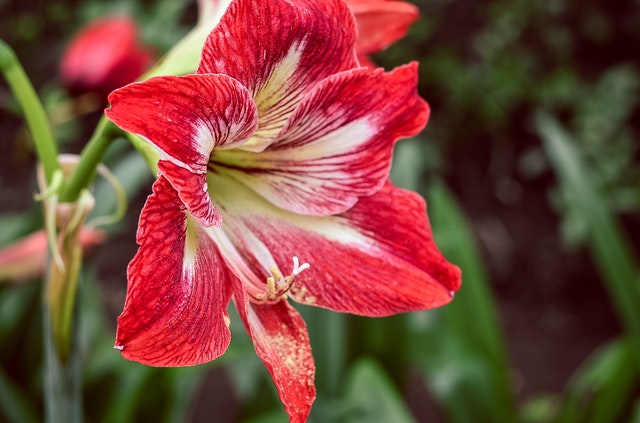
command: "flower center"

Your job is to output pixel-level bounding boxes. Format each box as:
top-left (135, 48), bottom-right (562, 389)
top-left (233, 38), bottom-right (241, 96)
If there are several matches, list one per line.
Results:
top-left (251, 256), bottom-right (310, 304)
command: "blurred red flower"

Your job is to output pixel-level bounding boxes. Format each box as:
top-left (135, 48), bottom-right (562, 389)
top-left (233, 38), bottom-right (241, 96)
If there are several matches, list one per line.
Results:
top-left (0, 228), bottom-right (105, 282)
top-left (346, 0), bottom-right (420, 67)
top-left (59, 16), bottom-right (153, 95)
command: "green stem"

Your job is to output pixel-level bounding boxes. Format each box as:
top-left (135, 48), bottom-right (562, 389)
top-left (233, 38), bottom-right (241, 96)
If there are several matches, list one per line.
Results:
top-left (0, 39), bottom-right (60, 184)
top-left (43, 279), bottom-right (82, 423)
top-left (59, 116), bottom-right (117, 203)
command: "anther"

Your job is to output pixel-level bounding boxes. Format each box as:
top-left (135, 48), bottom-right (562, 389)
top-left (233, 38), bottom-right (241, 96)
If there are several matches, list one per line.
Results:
top-left (251, 256), bottom-right (310, 303)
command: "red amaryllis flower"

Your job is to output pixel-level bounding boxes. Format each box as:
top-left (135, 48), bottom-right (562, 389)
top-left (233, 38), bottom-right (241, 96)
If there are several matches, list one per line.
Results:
top-left (345, 0), bottom-right (420, 67)
top-left (60, 15), bottom-right (153, 95)
top-left (105, 0), bottom-right (460, 420)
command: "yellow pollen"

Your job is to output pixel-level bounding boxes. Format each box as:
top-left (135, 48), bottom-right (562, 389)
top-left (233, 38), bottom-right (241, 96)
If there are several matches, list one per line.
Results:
top-left (270, 266), bottom-right (283, 284)
top-left (251, 256), bottom-right (310, 304)
top-left (266, 276), bottom-right (277, 298)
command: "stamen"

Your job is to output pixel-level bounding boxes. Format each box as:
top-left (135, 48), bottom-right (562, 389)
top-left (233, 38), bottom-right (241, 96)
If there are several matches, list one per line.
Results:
top-left (251, 256), bottom-right (310, 304)
top-left (269, 266), bottom-right (283, 284)
top-left (265, 276), bottom-right (276, 298)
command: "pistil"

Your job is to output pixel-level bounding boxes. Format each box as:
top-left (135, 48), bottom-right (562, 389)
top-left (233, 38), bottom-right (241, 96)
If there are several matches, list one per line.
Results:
top-left (252, 256), bottom-right (310, 303)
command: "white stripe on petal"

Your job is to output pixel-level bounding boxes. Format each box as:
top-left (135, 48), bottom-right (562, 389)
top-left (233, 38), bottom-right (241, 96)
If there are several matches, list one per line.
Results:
top-left (256, 40), bottom-right (306, 111)
top-left (182, 216), bottom-right (199, 282)
top-left (276, 117), bottom-right (373, 160)
top-left (195, 123), bottom-right (216, 158)
top-left (240, 41), bottom-right (308, 153)
top-left (136, 133), bottom-right (205, 175)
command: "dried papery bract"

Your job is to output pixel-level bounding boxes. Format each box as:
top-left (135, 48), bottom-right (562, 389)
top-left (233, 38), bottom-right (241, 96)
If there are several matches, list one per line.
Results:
top-left (37, 155), bottom-right (96, 361)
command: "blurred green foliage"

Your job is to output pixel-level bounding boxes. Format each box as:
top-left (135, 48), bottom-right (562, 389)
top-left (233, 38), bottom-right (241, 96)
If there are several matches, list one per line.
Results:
top-left (1, 0), bottom-right (639, 422)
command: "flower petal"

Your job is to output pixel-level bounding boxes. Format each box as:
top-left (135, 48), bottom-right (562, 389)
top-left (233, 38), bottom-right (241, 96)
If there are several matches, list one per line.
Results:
top-left (106, 74), bottom-right (258, 226)
top-left (115, 176), bottom-right (232, 366)
top-left (158, 160), bottom-right (222, 226)
top-left (198, 0), bottom-right (358, 151)
top-left (215, 63), bottom-right (429, 216)
top-left (346, 0), bottom-right (419, 57)
top-left (233, 287), bottom-right (315, 423)
top-left (210, 174), bottom-right (461, 316)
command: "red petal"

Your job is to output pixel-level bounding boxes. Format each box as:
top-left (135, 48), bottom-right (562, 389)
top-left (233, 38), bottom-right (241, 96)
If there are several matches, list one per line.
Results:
top-left (198, 0), bottom-right (358, 149)
top-left (106, 74), bottom-right (258, 226)
top-left (233, 288), bottom-right (315, 422)
top-left (347, 0), bottom-right (419, 55)
top-left (215, 63), bottom-right (429, 216)
top-left (355, 52), bottom-right (378, 69)
top-left (158, 160), bottom-right (221, 226)
top-left (115, 177), bottom-right (232, 366)
top-left (211, 175), bottom-right (460, 316)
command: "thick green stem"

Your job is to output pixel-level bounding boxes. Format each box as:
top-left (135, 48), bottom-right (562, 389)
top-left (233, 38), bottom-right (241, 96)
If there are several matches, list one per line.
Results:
top-left (43, 281), bottom-right (82, 423)
top-left (41, 193), bottom-right (94, 423)
top-left (59, 116), bottom-right (116, 203)
top-left (0, 39), bottom-right (60, 184)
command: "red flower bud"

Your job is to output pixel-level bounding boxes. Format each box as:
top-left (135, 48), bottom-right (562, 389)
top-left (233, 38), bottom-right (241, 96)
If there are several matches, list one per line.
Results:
top-left (60, 16), bottom-right (153, 95)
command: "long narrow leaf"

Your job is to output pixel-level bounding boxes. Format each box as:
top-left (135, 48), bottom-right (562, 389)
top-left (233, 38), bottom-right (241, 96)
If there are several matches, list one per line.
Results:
top-left (536, 111), bottom-right (640, 365)
top-left (422, 182), bottom-right (517, 422)
top-left (300, 306), bottom-right (347, 398)
top-left (554, 339), bottom-right (637, 423)
top-left (343, 358), bottom-right (416, 423)
top-left (429, 183), bottom-right (510, 370)
top-left (0, 365), bottom-right (39, 423)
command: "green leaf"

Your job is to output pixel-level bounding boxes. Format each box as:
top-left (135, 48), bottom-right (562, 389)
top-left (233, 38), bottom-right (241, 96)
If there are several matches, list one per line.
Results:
top-left (161, 367), bottom-right (205, 423)
top-left (300, 306), bottom-right (347, 397)
top-left (418, 334), bottom-right (514, 423)
top-left (422, 182), bottom-right (517, 422)
top-left (536, 111), bottom-right (640, 365)
top-left (554, 339), bottom-right (637, 423)
top-left (241, 408), bottom-right (288, 423)
top-left (0, 365), bottom-right (38, 423)
top-left (343, 358), bottom-right (416, 423)
top-left (429, 183), bottom-right (510, 370)
top-left (0, 39), bottom-right (59, 184)
top-left (0, 212), bottom-right (40, 246)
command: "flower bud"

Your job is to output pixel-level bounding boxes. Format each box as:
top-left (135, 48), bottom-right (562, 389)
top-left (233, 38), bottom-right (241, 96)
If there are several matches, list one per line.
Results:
top-left (59, 16), bottom-right (153, 95)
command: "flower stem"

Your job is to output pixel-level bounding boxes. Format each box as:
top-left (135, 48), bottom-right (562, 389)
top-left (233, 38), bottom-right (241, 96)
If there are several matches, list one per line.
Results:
top-left (59, 116), bottom-right (117, 203)
top-left (0, 39), bottom-right (60, 184)
top-left (43, 279), bottom-right (82, 423)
